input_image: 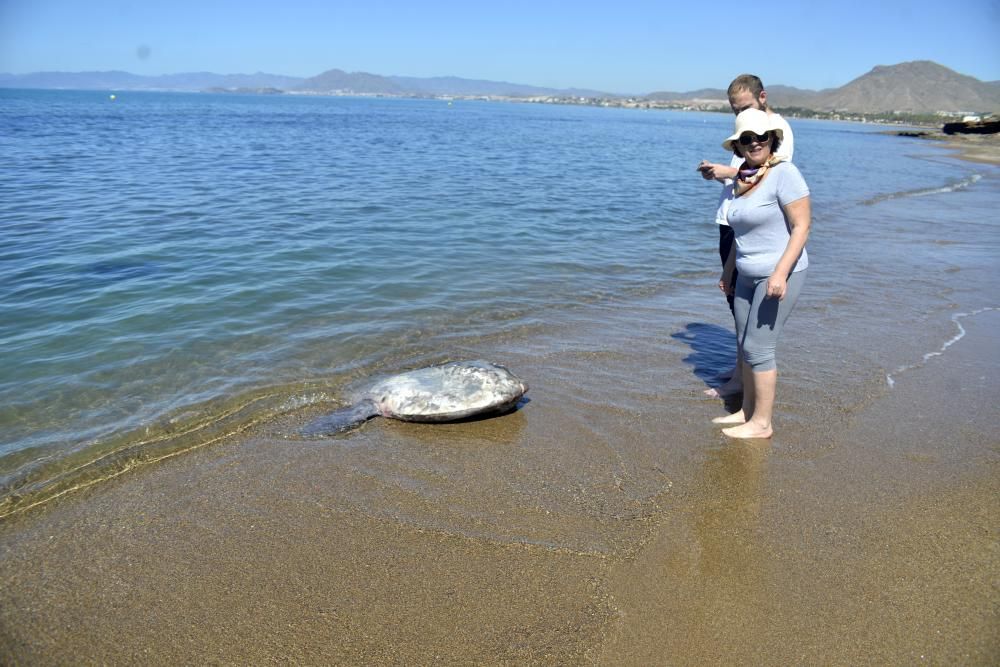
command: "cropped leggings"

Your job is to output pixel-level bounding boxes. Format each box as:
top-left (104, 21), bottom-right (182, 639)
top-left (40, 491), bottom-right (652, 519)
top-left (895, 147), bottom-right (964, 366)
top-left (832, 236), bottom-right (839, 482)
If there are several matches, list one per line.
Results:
top-left (733, 270), bottom-right (806, 372)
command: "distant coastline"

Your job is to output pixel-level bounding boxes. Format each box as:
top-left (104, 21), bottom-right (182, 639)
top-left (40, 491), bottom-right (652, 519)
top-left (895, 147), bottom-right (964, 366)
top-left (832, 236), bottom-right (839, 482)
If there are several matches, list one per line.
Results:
top-left (3, 59), bottom-right (998, 121)
top-left (240, 88), bottom-right (985, 129)
top-left (203, 86), bottom-right (284, 95)
top-left (5, 82), bottom-right (993, 132)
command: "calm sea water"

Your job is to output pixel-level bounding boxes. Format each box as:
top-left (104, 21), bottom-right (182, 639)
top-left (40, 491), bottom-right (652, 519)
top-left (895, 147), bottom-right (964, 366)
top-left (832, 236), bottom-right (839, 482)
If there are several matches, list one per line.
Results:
top-left (1, 88), bottom-right (995, 516)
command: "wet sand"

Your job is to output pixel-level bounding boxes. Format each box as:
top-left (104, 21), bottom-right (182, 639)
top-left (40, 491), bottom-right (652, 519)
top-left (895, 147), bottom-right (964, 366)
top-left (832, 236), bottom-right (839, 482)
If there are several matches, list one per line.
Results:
top-left (1, 293), bottom-right (997, 664)
top-left (903, 131), bottom-right (1000, 166)
top-left (601, 308), bottom-right (1000, 664)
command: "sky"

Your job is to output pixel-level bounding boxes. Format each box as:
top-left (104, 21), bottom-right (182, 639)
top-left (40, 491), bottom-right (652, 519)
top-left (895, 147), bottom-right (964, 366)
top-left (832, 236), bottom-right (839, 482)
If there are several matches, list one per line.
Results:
top-left (1, 0), bottom-right (998, 94)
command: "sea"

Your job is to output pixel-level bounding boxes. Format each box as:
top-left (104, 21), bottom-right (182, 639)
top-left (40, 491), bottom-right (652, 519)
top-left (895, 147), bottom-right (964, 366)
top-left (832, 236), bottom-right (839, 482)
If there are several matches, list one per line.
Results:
top-left (1, 88), bottom-right (997, 518)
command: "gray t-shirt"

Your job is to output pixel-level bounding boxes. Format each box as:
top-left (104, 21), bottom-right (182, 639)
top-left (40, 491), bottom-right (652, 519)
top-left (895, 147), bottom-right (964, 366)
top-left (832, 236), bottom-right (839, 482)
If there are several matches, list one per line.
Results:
top-left (726, 161), bottom-right (810, 278)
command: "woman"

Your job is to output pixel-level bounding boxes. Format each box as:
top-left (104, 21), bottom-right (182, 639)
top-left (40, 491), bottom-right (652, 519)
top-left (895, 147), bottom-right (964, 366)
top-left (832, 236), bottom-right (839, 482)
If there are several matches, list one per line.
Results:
top-left (697, 74), bottom-right (795, 400)
top-left (713, 108), bottom-right (810, 439)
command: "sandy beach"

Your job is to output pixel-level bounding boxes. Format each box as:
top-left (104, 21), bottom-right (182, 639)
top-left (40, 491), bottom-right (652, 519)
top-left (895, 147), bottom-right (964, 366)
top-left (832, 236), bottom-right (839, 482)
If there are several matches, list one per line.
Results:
top-left (908, 130), bottom-right (1000, 166)
top-left (2, 146), bottom-right (998, 664)
top-left (2, 303), bottom-right (997, 664)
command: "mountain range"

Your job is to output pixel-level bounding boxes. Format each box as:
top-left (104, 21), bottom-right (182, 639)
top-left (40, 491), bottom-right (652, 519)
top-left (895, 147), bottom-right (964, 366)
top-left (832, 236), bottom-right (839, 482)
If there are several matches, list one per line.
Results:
top-left (648, 62), bottom-right (1000, 114)
top-left (2, 61), bottom-right (998, 115)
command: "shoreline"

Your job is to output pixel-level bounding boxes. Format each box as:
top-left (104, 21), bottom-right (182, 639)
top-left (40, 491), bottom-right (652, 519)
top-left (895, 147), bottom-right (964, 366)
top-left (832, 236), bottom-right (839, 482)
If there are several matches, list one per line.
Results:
top-left (887, 129), bottom-right (1000, 165)
top-left (939, 133), bottom-right (1000, 165)
top-left (2, 298), bottom-right (997, 664)
top-left (2, 133), bottom-right (998, 663)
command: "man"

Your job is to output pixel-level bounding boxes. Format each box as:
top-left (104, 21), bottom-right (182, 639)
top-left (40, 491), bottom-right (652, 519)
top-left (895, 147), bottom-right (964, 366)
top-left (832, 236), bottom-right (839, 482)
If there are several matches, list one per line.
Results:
top-left (697, 74), bottom-right (795, 398)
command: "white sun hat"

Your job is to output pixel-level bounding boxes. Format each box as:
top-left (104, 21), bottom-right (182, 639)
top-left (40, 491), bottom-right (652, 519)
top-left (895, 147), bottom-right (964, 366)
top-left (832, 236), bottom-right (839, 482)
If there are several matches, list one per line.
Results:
top-left (722, 108), bottom-right (784, 151)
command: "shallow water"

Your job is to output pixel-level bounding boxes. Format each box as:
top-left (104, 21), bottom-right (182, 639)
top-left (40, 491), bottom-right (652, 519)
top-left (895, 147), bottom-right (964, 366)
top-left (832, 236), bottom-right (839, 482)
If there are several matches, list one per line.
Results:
top-left (1, 88), bottom-right (997, 517)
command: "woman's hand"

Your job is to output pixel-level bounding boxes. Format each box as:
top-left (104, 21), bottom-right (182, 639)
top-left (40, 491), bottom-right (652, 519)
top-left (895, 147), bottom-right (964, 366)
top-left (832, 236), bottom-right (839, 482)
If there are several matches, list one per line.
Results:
top-left (771, 196), bottom-right (811, 298)
top-left (719, 271), bottom-right (734, 296)
top-left (766, 273), bottom-right (787, 300)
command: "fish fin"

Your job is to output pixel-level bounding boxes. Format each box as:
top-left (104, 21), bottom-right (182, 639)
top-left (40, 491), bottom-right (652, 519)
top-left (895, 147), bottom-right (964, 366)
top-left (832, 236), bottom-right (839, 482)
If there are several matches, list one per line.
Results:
top-left (300, 399), bottom-right (379, 437)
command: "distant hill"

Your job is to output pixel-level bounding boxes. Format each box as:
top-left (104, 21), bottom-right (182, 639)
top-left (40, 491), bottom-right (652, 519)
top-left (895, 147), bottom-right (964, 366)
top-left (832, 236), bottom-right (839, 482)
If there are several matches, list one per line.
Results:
top-left (763, 84), bottom-right (822, 108)
top-left (295, 69), bottom-right (612, 98)
top-left (644, 84), bottom-right (822, 108)
top-left (387, 75), bottom-right (609, 99)
top-left (645, 88), bottom-right (726, 102)
top-left (295, 69), bottom-right (406, 95)
top-left (642, 62), bottom-right (998, 115)
top-left (803, 61), bottom-right (1000, 113)
top-left (1, 61), bottom-right (997, 114)
top-left (0, 67), bottom-right (616, 99)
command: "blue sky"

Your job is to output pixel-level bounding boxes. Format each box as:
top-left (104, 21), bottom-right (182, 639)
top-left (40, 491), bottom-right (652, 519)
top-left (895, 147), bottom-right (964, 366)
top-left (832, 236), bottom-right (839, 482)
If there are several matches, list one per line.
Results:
top-left (1, 0), bottom-right (998, 94)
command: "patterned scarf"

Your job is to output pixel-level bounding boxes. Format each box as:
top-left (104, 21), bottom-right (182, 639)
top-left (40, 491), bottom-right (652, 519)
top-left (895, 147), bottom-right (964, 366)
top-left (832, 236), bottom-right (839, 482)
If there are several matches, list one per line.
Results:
top-left (734, 154), bottom-right (786, 197)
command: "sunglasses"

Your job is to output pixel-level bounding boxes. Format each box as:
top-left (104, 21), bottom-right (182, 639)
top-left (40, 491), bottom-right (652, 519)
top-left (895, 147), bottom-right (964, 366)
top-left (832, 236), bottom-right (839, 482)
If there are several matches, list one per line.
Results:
top-left (738, 132), bottom-right (771, 146)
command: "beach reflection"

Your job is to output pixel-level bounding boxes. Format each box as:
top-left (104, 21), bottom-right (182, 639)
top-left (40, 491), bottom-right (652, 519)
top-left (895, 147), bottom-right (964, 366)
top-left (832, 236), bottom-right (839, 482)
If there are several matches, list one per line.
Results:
top-left (694, 439), bottom-right (770, 587)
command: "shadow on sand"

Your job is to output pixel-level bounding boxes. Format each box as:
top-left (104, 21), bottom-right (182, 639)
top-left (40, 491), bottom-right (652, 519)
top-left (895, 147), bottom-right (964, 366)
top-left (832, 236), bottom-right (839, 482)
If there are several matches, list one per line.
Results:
top-left (672, 322), bottom-right (743, 410)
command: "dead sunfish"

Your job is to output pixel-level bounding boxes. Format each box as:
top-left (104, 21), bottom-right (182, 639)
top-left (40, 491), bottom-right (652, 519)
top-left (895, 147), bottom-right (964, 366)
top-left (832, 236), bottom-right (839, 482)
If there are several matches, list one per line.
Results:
top-left (301, 360), bottom-right (528, 436)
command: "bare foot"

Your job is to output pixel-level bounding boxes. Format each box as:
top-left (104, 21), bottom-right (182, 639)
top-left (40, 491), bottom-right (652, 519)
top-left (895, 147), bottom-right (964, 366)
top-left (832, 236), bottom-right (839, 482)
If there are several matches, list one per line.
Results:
top-left (711, 410), bottom-right (746, 424)
top-left (722, 421), bottom-right (772, 439)
top-left (703, 376), bottom-right (743, 398)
